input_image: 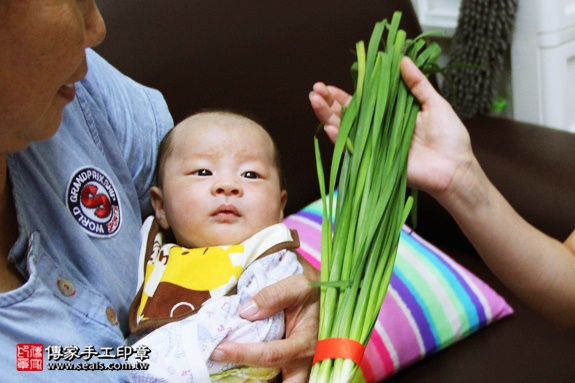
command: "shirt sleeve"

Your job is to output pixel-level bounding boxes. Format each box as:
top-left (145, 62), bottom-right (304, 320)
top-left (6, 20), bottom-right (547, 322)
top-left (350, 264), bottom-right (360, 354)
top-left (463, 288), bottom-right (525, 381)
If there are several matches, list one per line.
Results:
top-left (81, 49), bottom-right (174, 212)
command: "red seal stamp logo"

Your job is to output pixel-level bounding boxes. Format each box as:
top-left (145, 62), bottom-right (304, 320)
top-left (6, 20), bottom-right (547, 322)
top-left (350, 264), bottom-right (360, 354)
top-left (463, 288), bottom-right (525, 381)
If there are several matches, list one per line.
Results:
top-left (16, 344), bottom-right (44, 371)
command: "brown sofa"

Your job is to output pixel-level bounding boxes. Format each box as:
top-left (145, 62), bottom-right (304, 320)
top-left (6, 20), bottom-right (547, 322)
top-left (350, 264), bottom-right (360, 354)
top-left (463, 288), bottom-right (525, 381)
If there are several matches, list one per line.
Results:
top-left (95, 1), bottom-right (575, 381)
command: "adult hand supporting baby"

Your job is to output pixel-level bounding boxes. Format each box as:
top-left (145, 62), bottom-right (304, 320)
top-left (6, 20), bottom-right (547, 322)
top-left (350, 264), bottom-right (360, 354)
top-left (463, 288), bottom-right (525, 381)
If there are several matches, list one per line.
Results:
top-left (211, 264), bottom-right (320, 383)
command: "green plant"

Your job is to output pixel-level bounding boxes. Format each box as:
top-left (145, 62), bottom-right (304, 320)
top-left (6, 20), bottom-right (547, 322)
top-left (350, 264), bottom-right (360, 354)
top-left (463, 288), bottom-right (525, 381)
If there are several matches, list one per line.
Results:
top-left (310, 12), bottom-right (441, 383)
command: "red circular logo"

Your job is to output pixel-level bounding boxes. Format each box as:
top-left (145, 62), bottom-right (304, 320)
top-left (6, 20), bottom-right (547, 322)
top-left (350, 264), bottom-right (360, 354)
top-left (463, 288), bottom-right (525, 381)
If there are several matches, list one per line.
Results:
top-left (66, 167), bottom-right (122, 237)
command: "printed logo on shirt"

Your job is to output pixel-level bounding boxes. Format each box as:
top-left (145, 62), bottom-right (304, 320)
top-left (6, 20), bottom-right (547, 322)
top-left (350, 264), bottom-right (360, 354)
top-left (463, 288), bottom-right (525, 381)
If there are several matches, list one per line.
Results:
top-left (66, 166), bottom-right (122, 237)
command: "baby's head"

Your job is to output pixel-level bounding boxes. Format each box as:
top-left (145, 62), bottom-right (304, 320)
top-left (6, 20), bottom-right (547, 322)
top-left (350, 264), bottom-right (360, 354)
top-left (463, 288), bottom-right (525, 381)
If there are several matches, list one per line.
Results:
top-left (151, 110), bottom-right (287, 248)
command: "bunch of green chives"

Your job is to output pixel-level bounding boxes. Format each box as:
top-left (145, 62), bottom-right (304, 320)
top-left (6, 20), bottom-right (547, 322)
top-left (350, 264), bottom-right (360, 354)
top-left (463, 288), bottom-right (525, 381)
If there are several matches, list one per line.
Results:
top-left (310, 12), bottom-right (441, 383)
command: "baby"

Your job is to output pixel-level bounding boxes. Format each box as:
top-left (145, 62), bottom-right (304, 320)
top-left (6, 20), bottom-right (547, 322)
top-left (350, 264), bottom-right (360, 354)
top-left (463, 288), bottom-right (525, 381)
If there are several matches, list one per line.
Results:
top-left (128, 110), bottom-right (302, 382)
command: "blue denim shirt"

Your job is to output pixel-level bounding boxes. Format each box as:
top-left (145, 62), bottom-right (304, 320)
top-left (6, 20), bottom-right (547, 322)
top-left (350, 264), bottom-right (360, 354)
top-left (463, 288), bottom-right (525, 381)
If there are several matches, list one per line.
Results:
top-left (2, 49), bottom-right (173, 382)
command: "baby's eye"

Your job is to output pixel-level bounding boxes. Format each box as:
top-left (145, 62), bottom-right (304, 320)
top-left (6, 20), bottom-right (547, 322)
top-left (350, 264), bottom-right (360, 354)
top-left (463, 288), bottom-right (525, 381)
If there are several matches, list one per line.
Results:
top-left (242, 171), bottom-right (260, 179)
top-left (192, 169), bottom-right (212, 176)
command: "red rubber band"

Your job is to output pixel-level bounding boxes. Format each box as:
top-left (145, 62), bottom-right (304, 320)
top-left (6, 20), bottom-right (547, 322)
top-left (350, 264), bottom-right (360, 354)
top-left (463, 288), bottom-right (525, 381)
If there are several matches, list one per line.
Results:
top-left (312, 337), bottom-right (365, 365)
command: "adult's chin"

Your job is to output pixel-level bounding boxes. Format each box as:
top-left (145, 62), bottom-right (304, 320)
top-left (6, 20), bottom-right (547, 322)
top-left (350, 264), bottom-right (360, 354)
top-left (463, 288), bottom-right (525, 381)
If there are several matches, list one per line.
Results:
top-left (14, 110), bottom-right (66, 152)
top-left (35, 114), bottom-right (64, 143)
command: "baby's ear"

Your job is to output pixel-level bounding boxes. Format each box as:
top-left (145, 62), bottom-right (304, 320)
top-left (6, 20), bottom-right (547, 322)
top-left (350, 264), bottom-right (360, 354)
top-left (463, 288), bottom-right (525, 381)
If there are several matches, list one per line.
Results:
top-left (279, 190), bottom-right (288, 221)
top-left (150, 186), bottom-right (170, 230)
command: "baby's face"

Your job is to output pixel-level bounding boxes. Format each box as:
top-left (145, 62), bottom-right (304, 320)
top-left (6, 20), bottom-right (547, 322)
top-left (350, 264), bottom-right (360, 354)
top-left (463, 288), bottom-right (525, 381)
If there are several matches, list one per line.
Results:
top-left (156, 115), bottom-right (286, 248)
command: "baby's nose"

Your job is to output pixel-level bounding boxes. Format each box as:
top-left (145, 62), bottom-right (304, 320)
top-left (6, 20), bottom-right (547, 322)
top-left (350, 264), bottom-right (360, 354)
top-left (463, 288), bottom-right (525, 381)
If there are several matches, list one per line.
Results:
top-left (212, 178), bottom-right (242, 196)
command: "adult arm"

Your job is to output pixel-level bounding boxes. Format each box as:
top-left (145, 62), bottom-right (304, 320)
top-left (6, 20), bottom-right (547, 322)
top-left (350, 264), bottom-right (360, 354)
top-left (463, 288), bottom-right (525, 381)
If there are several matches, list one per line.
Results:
top-left (400, 56), bottom-right (575, 328)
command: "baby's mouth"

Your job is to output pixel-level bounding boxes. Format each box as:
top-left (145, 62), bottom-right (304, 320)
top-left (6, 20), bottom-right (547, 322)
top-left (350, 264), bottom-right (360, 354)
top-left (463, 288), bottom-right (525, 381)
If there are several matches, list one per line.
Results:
top-left (212, 204), bottom-right (240, 217)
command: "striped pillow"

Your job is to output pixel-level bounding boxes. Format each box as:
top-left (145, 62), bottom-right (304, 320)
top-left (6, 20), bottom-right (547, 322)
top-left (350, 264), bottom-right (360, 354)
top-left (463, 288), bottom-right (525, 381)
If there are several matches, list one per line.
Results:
top-left (283, 198), bottom-right (513, 382)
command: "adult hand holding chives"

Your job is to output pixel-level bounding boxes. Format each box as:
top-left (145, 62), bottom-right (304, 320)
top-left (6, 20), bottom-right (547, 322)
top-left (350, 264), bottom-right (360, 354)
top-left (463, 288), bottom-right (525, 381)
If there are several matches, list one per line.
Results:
top-left (311, 58), bottom-right (471, 204)
top-left (399, 57), bottom-right (473, 199)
